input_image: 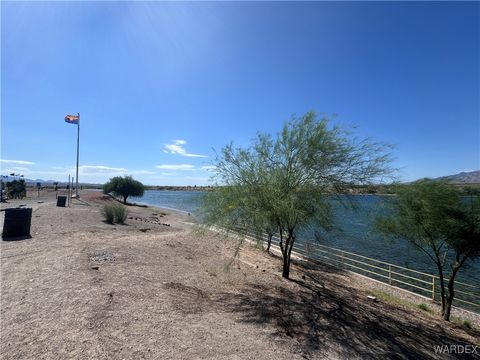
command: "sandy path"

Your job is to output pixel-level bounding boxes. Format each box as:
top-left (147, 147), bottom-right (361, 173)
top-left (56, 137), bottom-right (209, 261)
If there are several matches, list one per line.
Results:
top-left (1, 194), bottom-right (303, 360)
top-left (1, 191), bottom-right (479, 359)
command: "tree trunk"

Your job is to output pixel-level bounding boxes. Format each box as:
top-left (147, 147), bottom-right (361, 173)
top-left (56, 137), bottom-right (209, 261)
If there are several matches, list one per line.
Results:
top-left (267, 234), bottom-right (272, 253)
top-left (278, 229), bottom-right (284, 256)
top-left (282, 246), bottom-right (290, 278)
top-left (281, 232), bottom-right (295, 279)
top-left (123, 195), bottom-right (127, 204)
top-left (442, 266), bottom-right (460, 321)
top-left (436, 263), bottom-right (446, 314)
top-left (443, 279), bottom-right (454, 321)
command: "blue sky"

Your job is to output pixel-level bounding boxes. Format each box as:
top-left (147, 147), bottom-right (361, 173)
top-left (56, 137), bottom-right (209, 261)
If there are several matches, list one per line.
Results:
top-left (2, 1), bottom-right (479, 185)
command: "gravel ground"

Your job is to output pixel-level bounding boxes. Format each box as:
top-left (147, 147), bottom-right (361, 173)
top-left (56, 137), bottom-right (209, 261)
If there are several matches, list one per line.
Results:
top-left (259, 240), bottom-right (480, 328)
top-left (1, 190), bottom-right (479, 360)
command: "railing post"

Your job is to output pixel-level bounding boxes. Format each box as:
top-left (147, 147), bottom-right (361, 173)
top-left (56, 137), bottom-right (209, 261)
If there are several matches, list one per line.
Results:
top-left (388, 265), bottom-right (392, 285)
top-left (432, 276), bottom-right (435, 301)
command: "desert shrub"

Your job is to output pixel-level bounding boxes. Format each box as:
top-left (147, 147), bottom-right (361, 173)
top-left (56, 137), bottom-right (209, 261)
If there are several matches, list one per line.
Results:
top-left (102, 204), bottom-right (116, 224)
top-left (462, 320), bottom-right (472, 329)
top-left (452, 317), bottom-right (474, 330)
top-left (102, 203), bottom-right (128, 224)
top-left (113, 204), bottom-right (128, 223)
top-left (417, 303), bottom-right (429, 312)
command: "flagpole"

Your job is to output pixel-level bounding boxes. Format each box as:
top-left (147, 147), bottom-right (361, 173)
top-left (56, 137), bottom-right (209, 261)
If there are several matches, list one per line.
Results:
top-left (75, 112), bottom-right (80, 198)
top-left (68, 174), bottom-right (71, 206)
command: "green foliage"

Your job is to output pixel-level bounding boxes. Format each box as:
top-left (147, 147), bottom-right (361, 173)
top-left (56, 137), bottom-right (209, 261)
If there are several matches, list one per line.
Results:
top-left (103, 176), bottom-right (145, 204)
top-left (376, 179), bottom-right (480, 321)
top-left (102, 204), bottom-right (116, 224)
top-left (113, 204), bottom-right (128, 223)
top-left (462, 320), bottom-right (472, 329)
top-left (370, 290), bottom-right (414, 308)
top-left (417, 303), bottom-right (430, 311)
top-left (203, 111), bottom-right (393, 278)
top-left (377, 180), bottom-right (461, 246)
top-left (102, 203), bottom-right (128, 224)
top-left (451, 317), bottom-right (475, 330)
top-left (6, 179), bottom-right (26, 199)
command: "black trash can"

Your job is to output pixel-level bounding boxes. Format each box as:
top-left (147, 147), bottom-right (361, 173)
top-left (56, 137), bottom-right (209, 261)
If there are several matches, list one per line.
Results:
top-left (57, 196), bottom-right (67, 207)
top-left (2, 207), bottom-right (32, 239)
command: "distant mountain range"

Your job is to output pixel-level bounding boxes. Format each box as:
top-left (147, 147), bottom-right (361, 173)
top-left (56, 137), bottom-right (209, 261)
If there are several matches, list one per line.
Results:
top-left (434, 170), bottom-right (480, 184)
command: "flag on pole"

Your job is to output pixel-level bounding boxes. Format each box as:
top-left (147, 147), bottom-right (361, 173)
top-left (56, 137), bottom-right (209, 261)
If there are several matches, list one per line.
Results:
top-left (65, 114), bottom-right (79, 124)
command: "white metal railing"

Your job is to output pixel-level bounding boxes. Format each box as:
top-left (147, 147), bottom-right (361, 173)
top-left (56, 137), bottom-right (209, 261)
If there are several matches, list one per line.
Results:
top-left (238, 228), bottom-right (480, 313)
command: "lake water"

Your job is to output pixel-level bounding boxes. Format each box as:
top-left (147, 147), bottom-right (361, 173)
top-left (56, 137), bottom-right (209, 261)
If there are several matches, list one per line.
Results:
top-left (132, 190), bottom-right (204, 215)
top-left (131, 190), bottom-right (479, 288)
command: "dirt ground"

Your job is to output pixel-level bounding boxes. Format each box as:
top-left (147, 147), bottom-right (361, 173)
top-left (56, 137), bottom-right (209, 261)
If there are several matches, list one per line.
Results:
top-left (1, 190), bottom-right (479, 359)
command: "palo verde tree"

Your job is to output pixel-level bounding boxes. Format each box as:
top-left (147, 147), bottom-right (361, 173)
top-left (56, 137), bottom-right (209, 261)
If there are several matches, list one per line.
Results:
top-left (202, 111), bottom-right (393, 279)
top-left (376, 180), bottom-right (480, 321)
top-left (103, 175), bottom-right (145, 204)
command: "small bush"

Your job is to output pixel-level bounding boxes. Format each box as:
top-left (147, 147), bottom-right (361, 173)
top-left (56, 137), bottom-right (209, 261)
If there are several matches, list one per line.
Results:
top-left (102, 204), bottom-right (116, 224)
top-left (462, 320), bottom-right (472, 329)
top-left (450, 317), bottom-right (476, 330)
top-left (102, 203), bottom-right (128, 224)
top-left (370, 290), bottom-right (411, 307)
top-left (417, 303), bottom-right (429, 311)
top-left (113, 204), bottom-right (128, 223)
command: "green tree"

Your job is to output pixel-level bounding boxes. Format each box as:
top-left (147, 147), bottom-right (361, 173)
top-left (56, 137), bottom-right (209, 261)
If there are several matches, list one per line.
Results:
top-left (6, 179), bottom-right (26, 199)
top-left (103, 176), bottom-right (145, 204)
top-left (376, 180), bottom-right (480, 321)
top-left (202, 111), bottom-right (393, 279)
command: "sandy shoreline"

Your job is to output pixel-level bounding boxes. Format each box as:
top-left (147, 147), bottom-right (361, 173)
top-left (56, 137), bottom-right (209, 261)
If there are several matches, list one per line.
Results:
top-left (1, 190), bottom-right (479, 359)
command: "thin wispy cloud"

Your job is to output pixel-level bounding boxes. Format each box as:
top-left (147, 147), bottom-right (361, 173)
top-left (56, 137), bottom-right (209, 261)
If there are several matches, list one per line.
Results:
top-left (1, 159), bottom-right (35, 165)
top-left (79, 166), bottom-right (155, 176)
top-left (49, 165), bottom-right (146, 176)
top-left (201, 165), bottom-right (216, 171)
top-left (130, 170), bottom-right (156, 175)
top-left (8, 166), bottom-right (30, 171)
top-left (156, 164), bottom-right (195, 170)
top-left (79, 165), bottom-right (128, 174)
top-left (163, 140), bottom-right (207, 158)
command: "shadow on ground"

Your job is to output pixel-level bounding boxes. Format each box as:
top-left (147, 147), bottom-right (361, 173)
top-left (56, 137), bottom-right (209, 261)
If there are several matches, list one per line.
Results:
top-left (217, 263), bottom-right (480, 360)
top-left (1, 235), bottom-right (32, 241)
